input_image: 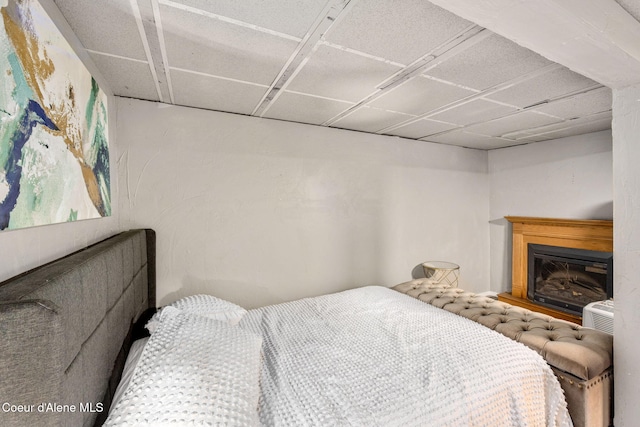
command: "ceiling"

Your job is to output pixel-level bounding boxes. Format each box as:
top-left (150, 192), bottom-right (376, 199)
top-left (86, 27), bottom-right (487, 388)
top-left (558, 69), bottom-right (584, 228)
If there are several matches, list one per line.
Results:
top-left (52, 0), bottom-right (621, 150)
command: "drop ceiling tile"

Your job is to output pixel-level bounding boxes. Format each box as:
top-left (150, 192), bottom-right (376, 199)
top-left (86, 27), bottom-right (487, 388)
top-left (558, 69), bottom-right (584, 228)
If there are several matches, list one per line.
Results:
top-left (486, 68), bottom-right (600, 108)
top-left (332, 107), bottom-right (414, 133)
top-left (160, 5), bottom-right (298, 85)
top-left (429, 99), bottom-right (518, 126)
top-left (510, 112), bottom-right (612, 140)
top-left (165, 0), bottom-right (328, 38)
top-left (370, 76), bottom-right (476, 116)
top-left (286, 45), bottom-right (401, 103)
top-left (423, 130), bottom-right (520, 150)
top-left (54, 0), bottom-right (147, 60)
top-left (386, 119), bottom-right (459, 139)
top-left (264, 92), bottom-right (353, 125)
top-left (519, 118), bottom-right (612, 142)
top-left (532, 88), bottom-right (612, 119)
top-left (89, 54), bottom-right (159, 101)
top-left (171, 69), bottom-right (267, 115)
top-left (325, 0), bottom-right (472, 65)
top-left (424, 33), bottom-right (553, 91)
top-left (503, 122), bottom-right (567, 140)
top-left (503, 111), bottom-right (611, 139)
top-left (465, 111), bottom-right (562, 137)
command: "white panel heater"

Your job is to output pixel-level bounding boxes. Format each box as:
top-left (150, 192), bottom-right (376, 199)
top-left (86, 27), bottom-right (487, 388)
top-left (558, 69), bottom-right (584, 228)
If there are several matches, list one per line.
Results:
top-left (582, 300), bottom-right (614, 335)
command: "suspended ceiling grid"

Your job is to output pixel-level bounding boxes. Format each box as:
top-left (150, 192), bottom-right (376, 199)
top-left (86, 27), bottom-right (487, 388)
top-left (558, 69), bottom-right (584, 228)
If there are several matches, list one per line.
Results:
top-left (53, 0), bottom-right (620, 150)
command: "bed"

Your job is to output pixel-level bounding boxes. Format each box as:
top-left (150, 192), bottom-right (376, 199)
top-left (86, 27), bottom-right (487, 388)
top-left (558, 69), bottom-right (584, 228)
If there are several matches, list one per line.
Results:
top-left (1, 229), bottom-right (582, 426)
top-left (393, 280), bottom-right (613, 427)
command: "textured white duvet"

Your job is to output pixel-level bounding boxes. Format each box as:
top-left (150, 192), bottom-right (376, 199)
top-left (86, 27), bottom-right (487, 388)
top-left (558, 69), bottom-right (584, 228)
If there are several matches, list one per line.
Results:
top-left (104, 307), bottom-right (263, 426)
top-left (239, 286), bottom-right (573, 427)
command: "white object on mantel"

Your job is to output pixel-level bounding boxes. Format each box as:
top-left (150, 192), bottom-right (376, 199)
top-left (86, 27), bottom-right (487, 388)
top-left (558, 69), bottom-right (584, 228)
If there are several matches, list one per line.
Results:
top-left (422, 261), bottom-right (460, 287)
top-left (583, 300), bottom-right (614, 335)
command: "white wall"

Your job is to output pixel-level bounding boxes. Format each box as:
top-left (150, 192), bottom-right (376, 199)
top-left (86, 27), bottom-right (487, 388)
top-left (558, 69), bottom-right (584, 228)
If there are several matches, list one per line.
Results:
top-left (116, 98), bottom-right (490, 308)
top-left (487, 131), bottom-right (613, 292)
top-left (612, 84), bottom-right (640, 427)
top-left (0, 208), bottom-right (119, 283)
top-left (0, 0), bottom-right (119, 283)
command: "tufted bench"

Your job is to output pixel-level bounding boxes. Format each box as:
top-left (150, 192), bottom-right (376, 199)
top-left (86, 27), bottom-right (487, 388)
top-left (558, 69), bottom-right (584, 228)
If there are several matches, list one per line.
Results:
top-left (393, 279), bottom-right (613, 427)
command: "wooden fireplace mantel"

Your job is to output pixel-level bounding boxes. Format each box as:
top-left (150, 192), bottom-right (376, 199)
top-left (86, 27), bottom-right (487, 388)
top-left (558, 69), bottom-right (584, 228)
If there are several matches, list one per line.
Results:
top-left (498, 216), bottom-right (613, 323)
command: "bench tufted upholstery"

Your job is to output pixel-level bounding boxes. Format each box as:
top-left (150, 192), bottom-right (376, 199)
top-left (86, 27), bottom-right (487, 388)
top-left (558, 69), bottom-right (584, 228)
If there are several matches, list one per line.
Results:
top-left (393, 279), bottom-right (613, 427)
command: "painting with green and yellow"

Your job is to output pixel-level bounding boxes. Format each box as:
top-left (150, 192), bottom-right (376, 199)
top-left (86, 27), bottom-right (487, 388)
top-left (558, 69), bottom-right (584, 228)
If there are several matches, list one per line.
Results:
top-left (0, 0), bottom-right (110, 231)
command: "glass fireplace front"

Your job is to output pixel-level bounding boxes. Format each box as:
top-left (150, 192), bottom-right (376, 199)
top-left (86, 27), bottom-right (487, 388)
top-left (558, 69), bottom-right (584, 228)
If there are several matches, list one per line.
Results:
top-left (527, 244), bottom-right (613, 316)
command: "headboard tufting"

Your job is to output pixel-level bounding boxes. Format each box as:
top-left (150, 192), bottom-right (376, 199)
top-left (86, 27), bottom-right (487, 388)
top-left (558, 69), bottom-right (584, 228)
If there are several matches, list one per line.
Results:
top-left (0, 229), bottom-right (156, 427)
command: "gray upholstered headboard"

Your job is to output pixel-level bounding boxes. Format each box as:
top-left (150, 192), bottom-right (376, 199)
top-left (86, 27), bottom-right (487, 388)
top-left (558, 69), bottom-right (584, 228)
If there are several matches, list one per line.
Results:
top-left (0, 229), bottom-right (156, 427)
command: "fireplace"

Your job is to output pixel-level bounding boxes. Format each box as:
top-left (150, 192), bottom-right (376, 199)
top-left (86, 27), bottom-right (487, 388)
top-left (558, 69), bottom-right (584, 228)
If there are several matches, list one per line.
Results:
top-left (527, 244), bottom-right (613, 316)
top-left (499, 217), bottom-right (613, 323)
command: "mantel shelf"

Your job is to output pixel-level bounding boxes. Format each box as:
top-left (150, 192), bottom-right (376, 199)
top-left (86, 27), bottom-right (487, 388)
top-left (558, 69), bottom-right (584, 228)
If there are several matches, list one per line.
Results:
top-left (504, 216), bottom-right (613, 229)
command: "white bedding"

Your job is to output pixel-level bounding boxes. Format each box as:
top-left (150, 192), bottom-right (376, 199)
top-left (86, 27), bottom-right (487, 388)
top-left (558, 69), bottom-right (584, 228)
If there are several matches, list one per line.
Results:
top-left (104, 307), bottom-right (263, 426)
top-left (239, 286), bottom-right (572, 427)
top-left (111, 337), bottom-right (149, 410)
top-left (106, 286), bottom-right (572, 426)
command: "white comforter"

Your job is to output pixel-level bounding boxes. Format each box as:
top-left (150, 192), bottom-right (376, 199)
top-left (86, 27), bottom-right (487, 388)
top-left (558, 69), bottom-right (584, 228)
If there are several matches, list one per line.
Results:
top-left (239, 286), bottom-right (572, 427)
top-left (104, 307), bottom-right (263, 426)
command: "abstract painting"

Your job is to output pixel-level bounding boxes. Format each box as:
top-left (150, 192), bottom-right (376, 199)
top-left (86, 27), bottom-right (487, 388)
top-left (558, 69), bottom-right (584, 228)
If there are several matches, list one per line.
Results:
top-left (0, 0), bottom-right (110, 231)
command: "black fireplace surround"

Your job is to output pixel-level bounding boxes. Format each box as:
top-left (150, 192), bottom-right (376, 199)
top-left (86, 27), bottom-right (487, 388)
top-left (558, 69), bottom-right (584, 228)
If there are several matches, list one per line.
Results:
top-left (527, 244), bottom-right (613, 316)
